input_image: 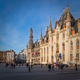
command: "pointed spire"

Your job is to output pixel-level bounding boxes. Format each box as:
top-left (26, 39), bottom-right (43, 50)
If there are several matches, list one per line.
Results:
top-left (30, 27), bottom-right (32, 31)
top-left (67, 3), bottom-right (69, 8)
top-left (46, 26), bottom-right (48, 32)
top-left (29, 27), bottom-right (33, 49)
top-left (49, 16), bottom-right (52, 30)
top-left (67, 7), bottom-right (71, 21)
top-left (40, 29), bottom-right (42, 40)
top-left (63, 4), bottom-right (69, 13)
top-left (29, 27), bottom-right (33, 39)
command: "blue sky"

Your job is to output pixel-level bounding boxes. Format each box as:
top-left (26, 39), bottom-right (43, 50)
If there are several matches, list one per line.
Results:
top-left (0, 0), bottom-right (80, 54)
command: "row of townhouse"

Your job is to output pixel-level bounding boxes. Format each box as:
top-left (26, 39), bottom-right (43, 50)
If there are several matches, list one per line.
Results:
top-left (17, 48), bottom-right (27, 63)
top-left (0, 50), bottom-right (15, 63)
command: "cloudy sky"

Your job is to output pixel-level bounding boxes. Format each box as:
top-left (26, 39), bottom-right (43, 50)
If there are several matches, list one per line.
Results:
top-left (0, 0), bottom-right (80, 54)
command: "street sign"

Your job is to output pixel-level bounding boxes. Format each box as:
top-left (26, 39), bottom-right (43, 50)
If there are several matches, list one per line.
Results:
top-left (59, 53), bottom-right (62, 59)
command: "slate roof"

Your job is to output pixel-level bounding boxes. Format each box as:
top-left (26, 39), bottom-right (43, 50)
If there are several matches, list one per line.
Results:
top-left (55, 7), bottom-right (79, 33)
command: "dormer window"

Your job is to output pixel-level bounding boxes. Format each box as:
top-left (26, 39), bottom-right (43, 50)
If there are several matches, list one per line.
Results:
top-left (53, 30), bottom-right (55, 33)
top-left (64, 15), bottom-right (66, 18)
top-left (77, 22), bottom-right (79, 27)
top-left (63, 25), bottom-right (65, 28)
top-left (71, 30), bottom-right (73, 35)
top-left (60, 22), bottom-right (62, 26)
top-left (61, 17), bottom-right (62, 20)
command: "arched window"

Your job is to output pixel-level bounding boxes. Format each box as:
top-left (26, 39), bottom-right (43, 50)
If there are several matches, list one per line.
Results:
top-left (52, 46), bottom-right (53, 53)
top-left (56, 32), bottom-right (59, 42)
top-left (56, 43), bottom-right (59, 53)
top-left (41, 49), bottom-right (43, 58)
top-left (47, 47), bottom-right (49, 63)
top-left (76, 39), bottom-right (79, 49)
top-left (52, 37), bottom-right (53, 43)
top-left (51, 46), bottom-right (53, 62)
top-left (63, 32), bottom-right (65, 39)
top-left (76, 39), bottom-right (79, 61)
top-left (70, 41), bottom-right (73, 50)
top-left (62, 43), bottom-right (65, 51)
top-left (70, 40), bottom-right (73, 61)
top-left (44, 48), bottom-right (45, 62)
top-left (62, 43), bottom-right (65, 61)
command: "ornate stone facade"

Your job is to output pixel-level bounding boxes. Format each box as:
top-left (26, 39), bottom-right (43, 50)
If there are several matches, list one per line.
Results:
top-left (26, 28), bottom-right (40, 64)
top-left (26, 6), bottom-right (80, 65)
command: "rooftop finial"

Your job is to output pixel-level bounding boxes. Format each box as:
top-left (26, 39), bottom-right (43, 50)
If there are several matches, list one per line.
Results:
top-left (40, 28), bottom-right (42, 40)
top-left (50, 16), bottom-right (51, 20)
top-left (67, 4), bottom-right (69, 7)
top-left (49, 16), bottom-right (52, 30)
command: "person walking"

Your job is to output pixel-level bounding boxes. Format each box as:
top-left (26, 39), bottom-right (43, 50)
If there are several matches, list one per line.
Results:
top-left (27, 63), bottom-right (29, 67)
top-left (75, 63), bottom-right (77, 71)
top-left (28, 63), bottom-right (31, 72)
top-left (61, 63), bottom-right (63, 73)
top-left (13, 63), bottom-right (15, 68)
top-left (31, 62), bottom-right (33, 68)
top-left (5, 62), bottom-right (8, 68)
top-left (48, 64), bottom-right (51, 71)
top-left (11, 62), bottom-right (13, 68)
top-left (52, 63), bottom-right (54, 71)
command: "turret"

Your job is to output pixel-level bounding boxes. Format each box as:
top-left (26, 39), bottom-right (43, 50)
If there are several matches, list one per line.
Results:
top-left (78, 18), bottom-right (80, 33)
top-left (29, 27), bottom-right (33, 49)
top-left (66, 5), bottom-right (71, 21)
top-left (49, 17), bottom-right (52, 31)
top-left (65, 4), bottom-right (71, 36)
top-left (40, 29), bottom-right (42, 40)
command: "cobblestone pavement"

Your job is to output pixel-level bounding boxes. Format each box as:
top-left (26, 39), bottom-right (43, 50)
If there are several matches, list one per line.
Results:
top-left (0, 64), bottom-right (80, 80)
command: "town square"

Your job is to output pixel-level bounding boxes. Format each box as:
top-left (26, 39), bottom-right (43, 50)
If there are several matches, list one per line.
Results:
top-left (0, 0), bottom-right (80, 80)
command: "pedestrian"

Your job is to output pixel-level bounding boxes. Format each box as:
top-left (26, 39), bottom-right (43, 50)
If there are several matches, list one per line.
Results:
top-left (58, 64), bottom-right (60, 69)
top-left (22, 63), bottom-right (23, 67)
top-left (52, 64), bottom-right (54, 71)
top-left (13, 63), bottom-right (15, 68)
top-left (31, 62), bottom-right (33, 68)
top-left (26, 63), bottom-right (27, 67)
top-left (27, 63), bottom-right (29, 67)
top-left (28, 63), bottom-right (31, 72)
top-left (5, 62), bottom-right (8, 68)
top-left (56, 63), bottom-right (58, 67)
top-left (41, 64), bottom-right (43, 68)
top-left (61, 63), bottom-right (63, 73)
top-left (11, 62), bottom-right (13, 68)
top-left (75, 63), bottom-right (77, 71)
top-left (48, 64), bottom-right (51, 71)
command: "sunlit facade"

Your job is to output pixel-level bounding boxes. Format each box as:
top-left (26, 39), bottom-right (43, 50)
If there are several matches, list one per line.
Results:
top-left (26, 6), bottom-right (80, 65)
top-left (40, 6), bottom-right (80, 65)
